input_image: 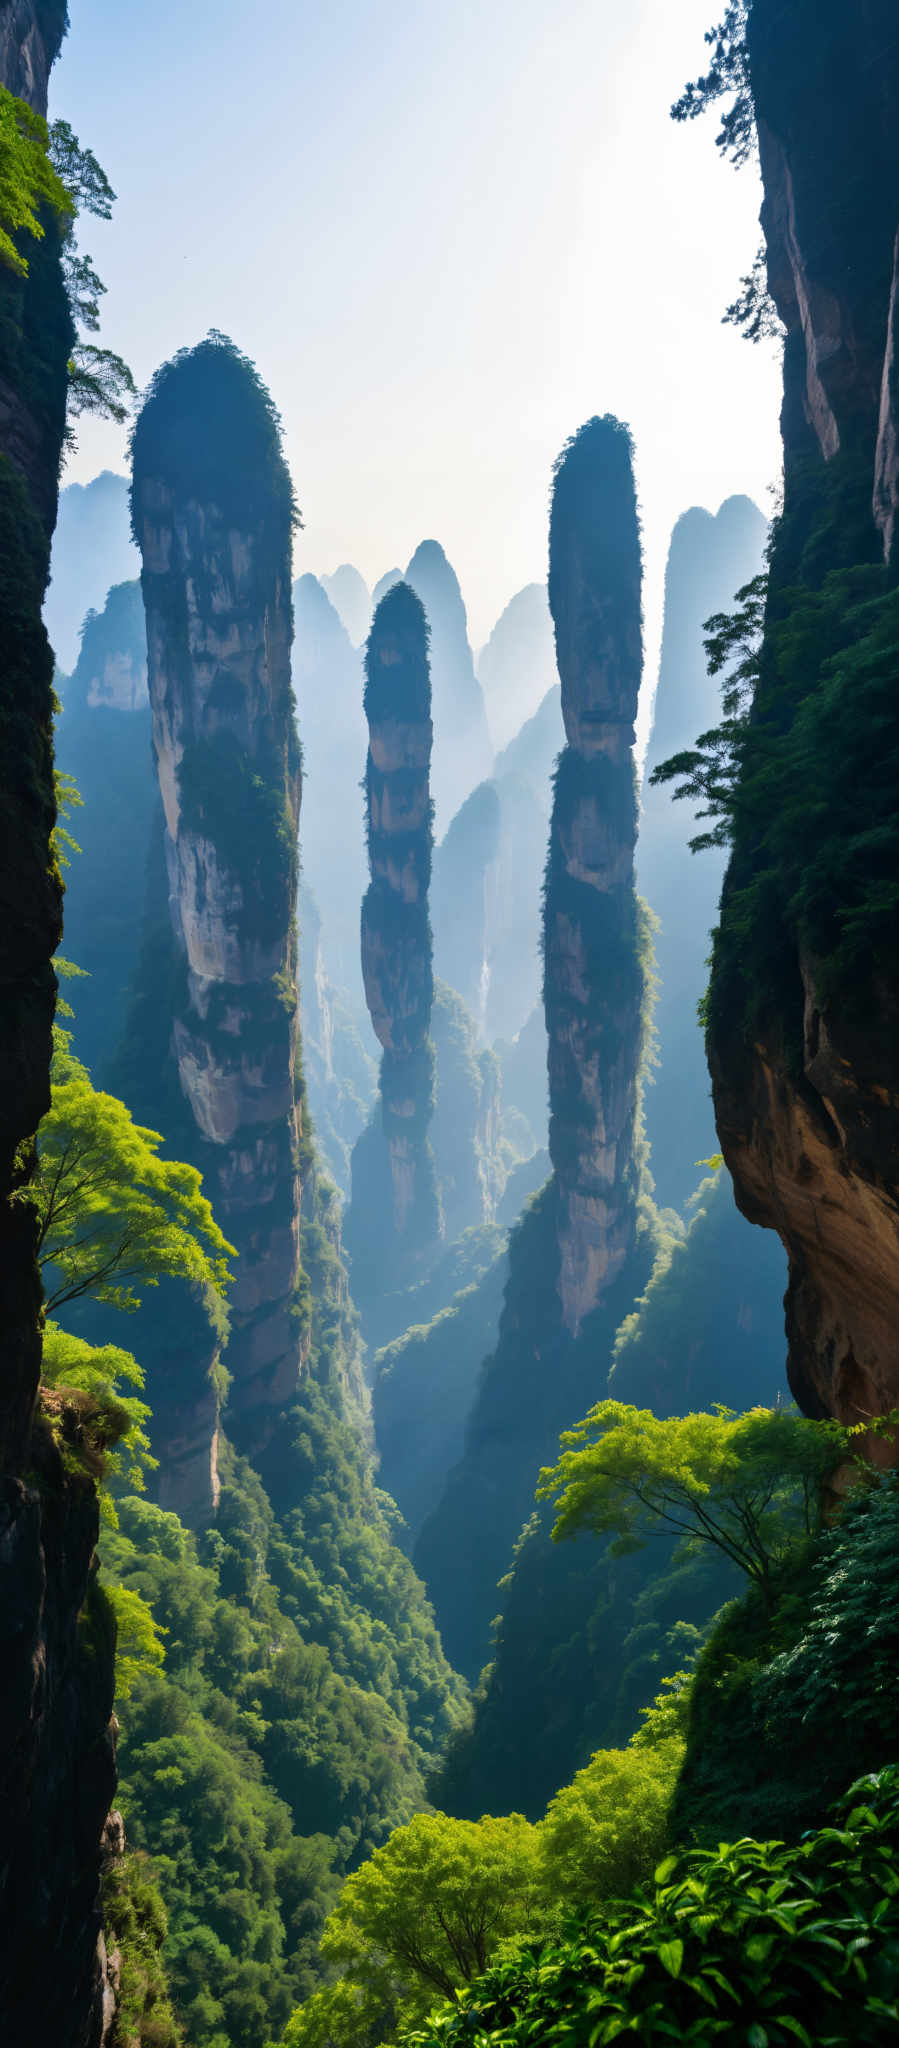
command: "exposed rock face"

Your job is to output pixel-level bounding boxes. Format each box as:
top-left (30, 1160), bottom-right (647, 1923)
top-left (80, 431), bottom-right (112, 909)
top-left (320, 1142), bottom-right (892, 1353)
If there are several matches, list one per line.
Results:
top-left (349, 582), bottom-right (440, 1272)
top-left (131, 337), bottom-right (304, 1474)
top-left (404, 539), bottom-right (492, 830)
top-left (708, 0), bottom-right (899, 1429)
top-left (0, 9), bottom-right (120, 2038)
top-left (0, 1425), bottom-right (117, 2044)
top-left (0, 0), bottom-right (65, 116)
top-left (544, 415), bottom-right (646, 1334)
top-left (638, 497), bottom-right (768, 1213)
top-left (874, 228), bottom-right (899, 565)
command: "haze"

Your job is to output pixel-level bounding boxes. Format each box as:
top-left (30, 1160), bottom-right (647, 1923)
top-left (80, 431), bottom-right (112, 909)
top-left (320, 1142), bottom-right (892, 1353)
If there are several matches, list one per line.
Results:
top-left (52, 0), bottom-right (782, 718)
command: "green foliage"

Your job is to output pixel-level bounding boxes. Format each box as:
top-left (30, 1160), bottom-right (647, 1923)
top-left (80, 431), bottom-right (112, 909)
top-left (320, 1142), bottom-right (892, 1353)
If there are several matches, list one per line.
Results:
top-left (103, 1415), bottom-right (465, 2048)
top-left (399, 1765), bottom-right (899, 2048)
top-left (45, 115), bottom-right (135, 432)
top-left (177, 730), bottom-right (297, 942)
top-left (649, 572), bottom-right (765, 851)
top-left (676, 1480), bottom-right (899, 1844)
top-left (363, 581), bottom-right (431, 727)
top-left (670, 3), bottom-right (753, 166)
top-left (102, 1850), bottom-right (184, 2048)
top-left (539, 1728), bottom-right (684, 1910)
top-left (0, 85), bottom-right (70, 277)
top-left (540, 1402), bottom-right (847, 1611)
top-left (27, 1030), bottom-right (233, 1314)
top-left (724, 241), bottom-right (784, 344)
top-left (42, 1319), bottom-right (156, 1508)
top-left (321, 1811), bottom-right (541, 2008)
top-left (130, 331), bottom-right (299, 556)
top-left (756, 1481), bottom-right (899, 1755)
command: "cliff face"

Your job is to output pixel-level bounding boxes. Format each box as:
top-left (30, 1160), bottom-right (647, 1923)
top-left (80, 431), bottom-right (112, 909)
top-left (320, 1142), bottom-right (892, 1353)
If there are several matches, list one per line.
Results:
top-left (348, 582), bottom-right (440, 1282)
top-left (708, 0), bottom-right (899, 1429)
top-left (404, 539), bottom-right (491, 831)
top-left (131, 337), bottom-right (303, 1488)
top-left (544, 415), bottom-right (646, 1334)
top-left (0, 7), bottom-right (121, 2039)
top-left (638, 497), bottom-right (768, 1213)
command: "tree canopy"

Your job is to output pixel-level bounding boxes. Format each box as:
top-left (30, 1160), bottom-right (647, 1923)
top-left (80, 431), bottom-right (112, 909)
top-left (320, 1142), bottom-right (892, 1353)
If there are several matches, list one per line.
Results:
top-left (0, 84), bottom-right (70, 275)
top-left (538, 1402), bottom-right (848, 1611)
top-left (25, 1032), bottom-right (233, 1317)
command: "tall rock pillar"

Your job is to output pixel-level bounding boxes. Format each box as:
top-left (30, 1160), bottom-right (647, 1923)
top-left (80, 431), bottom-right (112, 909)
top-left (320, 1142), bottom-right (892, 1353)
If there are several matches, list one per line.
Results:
top-left (347, 583), bottom-right (440, 1290)
top-left (131, 336), bottom-right (304, 1464)
top-left (544, 414), bottom-right (646, 1333)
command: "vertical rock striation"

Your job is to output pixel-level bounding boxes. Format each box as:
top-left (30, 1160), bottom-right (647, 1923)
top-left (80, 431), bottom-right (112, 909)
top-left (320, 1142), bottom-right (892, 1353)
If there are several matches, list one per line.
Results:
top-left (708, 0), bottom-right (899, 1429)
top-left (544, 415), bottom-right (646, 1334)
top-left (414, 416), bottom-right (654, 1680)
top-left (349, 582), bottom-right (440, 1279)
top-left (131, 336), bottom-right (303, 1479)
top-left (0, 5), bottom-right (121, 2040)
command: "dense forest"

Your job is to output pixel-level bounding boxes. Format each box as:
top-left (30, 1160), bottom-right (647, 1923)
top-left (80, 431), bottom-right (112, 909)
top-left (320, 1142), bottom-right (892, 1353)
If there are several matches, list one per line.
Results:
top-left (0, 2), bottom-right (898, 2045)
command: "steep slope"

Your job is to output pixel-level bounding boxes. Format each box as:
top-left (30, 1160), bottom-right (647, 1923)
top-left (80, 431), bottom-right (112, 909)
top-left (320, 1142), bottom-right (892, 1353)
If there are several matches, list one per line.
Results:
top-left (438, 1167), bottom-right (788, 1822)
top-left (415, 417), bottom-right (654, 1678)
top-left (638, 497), bottom-right (767, 1212)
top-left (706, 0), bottom-right (899, 1429)
top-left (404, 539), bottom-right (491, 830)
top-left (477, 580), bottom-right (556, 753)
top-left (292, 572), bottom-right (367, 1001)
top-left (320, 562), bottom-right (370, 646)
top-left (54, 578), bottom-right (154, 1080)
top-left (0, 6), bottom-right (121, 2039)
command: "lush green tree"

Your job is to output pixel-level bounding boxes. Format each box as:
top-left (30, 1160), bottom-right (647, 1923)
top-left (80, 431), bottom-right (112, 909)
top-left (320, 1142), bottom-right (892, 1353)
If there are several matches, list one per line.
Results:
top-left (648, 573), bottom-right (765, 852)
top-left (42, 1319), bottom-right (155, 1506)
top-left (399, 1766), bottom-right (899, 2048)
top-left (24, 1033), bottom-right (232, 1315)
top-left (670, 3), bottom-right (753, 166)
top-left (47, 116), bottom-right (135, 430)
top-left (539, 1402), bottom-right (847, 1613)
top-left (320, 1811), bottom-right (542, 2008)
top-left (0, 83), bottom-right (70, 274)
top-left (539, 1683), bottom-right (687, 1909)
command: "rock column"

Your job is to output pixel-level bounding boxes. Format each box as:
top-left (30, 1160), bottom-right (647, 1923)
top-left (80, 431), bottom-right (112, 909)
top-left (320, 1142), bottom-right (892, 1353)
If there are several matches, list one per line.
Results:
top-left (358, 582), bottom-right (439, 1254)
top-left (131, 336), bottom-right (303, 1459)
top-left (544, 415), bottom-right (646, 1334)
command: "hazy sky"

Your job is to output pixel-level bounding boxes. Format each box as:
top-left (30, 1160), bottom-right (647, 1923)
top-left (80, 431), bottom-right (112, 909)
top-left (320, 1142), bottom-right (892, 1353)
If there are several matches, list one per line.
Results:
top-left (53, 0), bottom-right (782, 726)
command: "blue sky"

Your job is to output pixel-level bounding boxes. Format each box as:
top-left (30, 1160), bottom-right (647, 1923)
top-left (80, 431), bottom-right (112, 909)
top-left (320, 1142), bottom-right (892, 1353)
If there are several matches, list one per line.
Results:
top-left (53, 0), bottom-right (781, 712)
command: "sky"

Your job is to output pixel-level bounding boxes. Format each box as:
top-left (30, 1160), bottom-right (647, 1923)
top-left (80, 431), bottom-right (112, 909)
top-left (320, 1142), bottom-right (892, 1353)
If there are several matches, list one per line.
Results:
top-left (52, 0), bottom-right (783, 736)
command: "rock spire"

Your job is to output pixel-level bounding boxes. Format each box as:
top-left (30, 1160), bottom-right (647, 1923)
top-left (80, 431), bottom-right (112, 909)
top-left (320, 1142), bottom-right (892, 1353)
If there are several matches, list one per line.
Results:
top-left (131, 335), bottom-right (304, 1467)
top-left (353, 581), bottom-right (440, 1266)
top-left (544, 414), bottom-right (646, 1333)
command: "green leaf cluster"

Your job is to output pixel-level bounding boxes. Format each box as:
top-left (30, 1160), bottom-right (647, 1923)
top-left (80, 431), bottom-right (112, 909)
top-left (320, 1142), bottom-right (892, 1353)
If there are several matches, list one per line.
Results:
top-left (0, 85), bottom-right (70, 276)
top-left (539, 1401), bottom-right (847, 1612)
top-left (27, 1030), bottom-right (233, 1316)
top-left (398, 1765), bottom-right (899, 2048)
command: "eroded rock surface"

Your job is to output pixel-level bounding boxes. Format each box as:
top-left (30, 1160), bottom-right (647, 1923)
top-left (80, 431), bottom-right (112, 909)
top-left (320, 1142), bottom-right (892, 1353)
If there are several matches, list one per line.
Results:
top-left (132, 338), bottom-right (304, 1474)
top-left (544, 416), bottom-right (645, 1333)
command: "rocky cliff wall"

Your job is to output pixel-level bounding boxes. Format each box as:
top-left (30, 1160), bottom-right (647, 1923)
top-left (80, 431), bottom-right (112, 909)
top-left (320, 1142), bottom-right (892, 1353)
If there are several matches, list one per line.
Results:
top-left (544, 415), bottom-right (647, 1334)
top-left (346, 582), bottom-right (441, 1293)
top-left (0, 6), bottom-right (122, 2039)
top-left (708, 0), bottom-right (899, 1430)
top-left (131, 336), bottom-right (304, 1483)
